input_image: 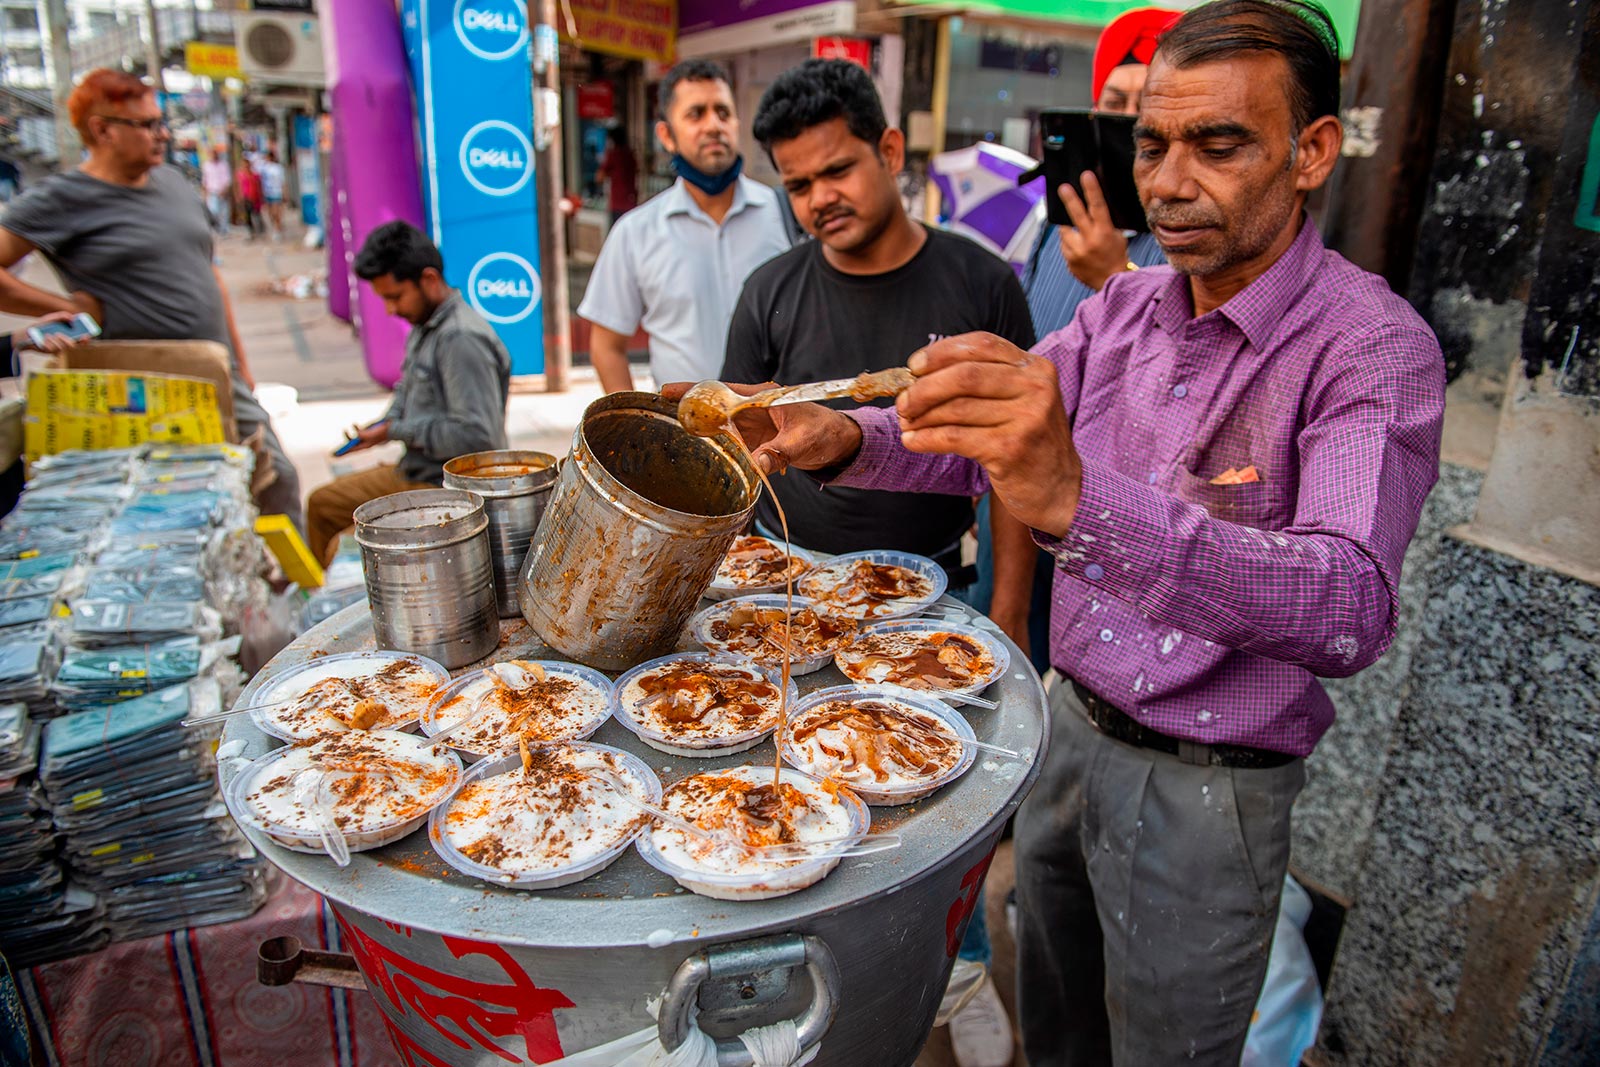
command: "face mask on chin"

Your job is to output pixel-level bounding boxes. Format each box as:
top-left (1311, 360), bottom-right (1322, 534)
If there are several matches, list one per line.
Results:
top-left (671, 153), bottom-right (742, 196)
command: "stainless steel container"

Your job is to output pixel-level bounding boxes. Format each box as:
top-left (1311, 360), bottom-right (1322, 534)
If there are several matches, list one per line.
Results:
top-left (519, 392), bottom-right (757, 671)
top-left (221, 609), bottom-right (1048, 1067)
top-left (442, 450), bottom-right (558, 619)
top-left (353, 488), bottom-right (498, 668)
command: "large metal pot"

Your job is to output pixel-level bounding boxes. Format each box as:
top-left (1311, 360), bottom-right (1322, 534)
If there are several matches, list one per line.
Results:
top-left (221, 609), bottom-right (1047, 1067)
top-left (518, 392), bottom-right (757, 671)
top-left (353, 488), bottom-right (498, 668)
top-left (442, 450), bottom-right (558, 619)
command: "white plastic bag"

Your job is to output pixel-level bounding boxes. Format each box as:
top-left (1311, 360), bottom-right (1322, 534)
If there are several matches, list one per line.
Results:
top-left (1241, 875), bottom-right (1323, 1067)
top-left (541, 1000), bottom-right (818, 1067)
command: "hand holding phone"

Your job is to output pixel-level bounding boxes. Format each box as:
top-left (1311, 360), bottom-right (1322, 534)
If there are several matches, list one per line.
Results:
top-left (333, 420), bottom-right (389, 457)
top-left (1056, 172), bottom-right (1133, 292)
top-left (1037, 109), bottom-right (1147, 233)
top-left (22, 312), bottom-right (101, 352)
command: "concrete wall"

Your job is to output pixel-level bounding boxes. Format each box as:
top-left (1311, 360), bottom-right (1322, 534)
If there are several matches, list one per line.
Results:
top-left (1300, 0), bottom-right (1600, 1061)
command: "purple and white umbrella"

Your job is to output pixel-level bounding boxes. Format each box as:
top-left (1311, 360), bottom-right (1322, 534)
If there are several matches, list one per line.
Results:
top-left (929, 142), bottom-right (1047, 276)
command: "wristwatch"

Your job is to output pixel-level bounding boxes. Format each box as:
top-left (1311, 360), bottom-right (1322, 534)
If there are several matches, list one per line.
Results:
top-left (1124, 260), bottom-right (1140, 273)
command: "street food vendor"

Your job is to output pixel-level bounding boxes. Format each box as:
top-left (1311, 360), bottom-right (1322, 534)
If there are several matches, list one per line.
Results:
top-left (705, 1), bottom-right (1447, 1062)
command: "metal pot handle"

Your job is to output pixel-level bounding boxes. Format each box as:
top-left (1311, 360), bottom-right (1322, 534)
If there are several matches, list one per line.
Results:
top-left (658, 934), bottom-right (841, 1066)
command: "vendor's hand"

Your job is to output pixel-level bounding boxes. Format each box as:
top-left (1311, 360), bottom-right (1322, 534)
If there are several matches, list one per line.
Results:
top-left (344, 421), bottom-right (390, 453)
top-left (12, 312), bottom-right (85, 355)
top-left (897, 333), bottom-right (1082, 538)
top-left (1057, 172), bottom-right (1131, 293)
top-left (660, 381), bottom-right (863, 477)
top-left (68, 290), bottom-right (104, 325)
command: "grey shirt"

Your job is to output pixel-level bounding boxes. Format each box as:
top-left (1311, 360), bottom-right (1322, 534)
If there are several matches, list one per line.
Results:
top-left (2, 165), bottom-right (229, 349)
top-left (385, 292), bottom-right (511, 484)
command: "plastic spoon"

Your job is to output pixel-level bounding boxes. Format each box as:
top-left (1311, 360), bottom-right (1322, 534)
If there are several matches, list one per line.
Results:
top-left (945, 732), bottom-right (1027, 759)
top-left (427, 690), bottom-right (497, 747)
top-left (182, 689), bottom-right (328, 728)
top-left (293, 768), bottom-right (351, 867)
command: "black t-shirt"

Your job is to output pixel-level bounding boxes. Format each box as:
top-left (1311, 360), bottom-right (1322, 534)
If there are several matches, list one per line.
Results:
top-left (721, 226), bottom-right (1036, 557)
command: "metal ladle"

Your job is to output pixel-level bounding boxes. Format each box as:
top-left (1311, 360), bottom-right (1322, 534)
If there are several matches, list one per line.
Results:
top-left (677, 366), bottom-right (919, 438)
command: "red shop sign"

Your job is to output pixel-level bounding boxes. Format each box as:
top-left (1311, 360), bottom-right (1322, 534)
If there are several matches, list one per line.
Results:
top-left (813, 36), bottom-right (872, 70)
top-left (577, 82), bottom-right (616, 120)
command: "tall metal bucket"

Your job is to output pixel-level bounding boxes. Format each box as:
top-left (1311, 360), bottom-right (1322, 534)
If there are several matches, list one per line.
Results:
top-left (442, 450), bottom-right (558, 619)
top-left (354, 488), bottom-right (498, 668)
top-left (518, 392), bottom-right (757, 671)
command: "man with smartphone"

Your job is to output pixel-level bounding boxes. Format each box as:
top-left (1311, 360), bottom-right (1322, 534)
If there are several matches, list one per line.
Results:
top-left (0, 69), bottom-right (303, 529)
top-left (710, 3), bottom-right (1446, 1062)
top-left (304, 221), bottom-right (510, 565)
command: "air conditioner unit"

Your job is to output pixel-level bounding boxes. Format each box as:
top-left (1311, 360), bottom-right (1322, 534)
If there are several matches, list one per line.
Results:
top-left (236, 13), bottom-right (325, 87)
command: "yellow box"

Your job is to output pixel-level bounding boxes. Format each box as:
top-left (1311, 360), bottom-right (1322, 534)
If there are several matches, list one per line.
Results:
top-left (24, 370), bottom-right (224, 462)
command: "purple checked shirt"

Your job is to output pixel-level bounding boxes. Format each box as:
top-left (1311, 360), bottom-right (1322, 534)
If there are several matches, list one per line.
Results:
top-left (835, 219), bottom-right (1446, 756)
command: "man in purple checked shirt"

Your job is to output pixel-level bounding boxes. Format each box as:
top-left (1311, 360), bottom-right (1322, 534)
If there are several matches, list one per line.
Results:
top-left (695, 1), bottom-right (1447, 1063)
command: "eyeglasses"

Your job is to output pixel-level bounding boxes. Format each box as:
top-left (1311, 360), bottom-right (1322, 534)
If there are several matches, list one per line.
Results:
top-left (97, 116), bottom-right (168, 134)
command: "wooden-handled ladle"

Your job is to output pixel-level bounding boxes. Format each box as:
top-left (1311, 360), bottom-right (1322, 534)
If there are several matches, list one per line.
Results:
top-left (677, 366), bottom-right (919, 438)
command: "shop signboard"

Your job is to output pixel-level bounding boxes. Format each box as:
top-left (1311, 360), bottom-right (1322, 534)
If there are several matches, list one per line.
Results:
top-left (813, 35), bottom-right (871, 69)
top-left (560, 0), bottom-right (675, 63)
top-left (577, 82), bottom-right (616, 120)
top-left (401, 0), bottom-right (545, 373)
top-left (677, 0), bottom-right (854, 57)
top-left (184, 42), bottom-right (242, 81)
top-left (883, 0), bottom-right (1360, 58)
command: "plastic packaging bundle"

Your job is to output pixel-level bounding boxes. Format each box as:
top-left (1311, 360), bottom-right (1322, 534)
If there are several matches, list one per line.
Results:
top-left (299, 543), bottom-right (369, 632)
top-left (0, 444), bottom-right (271, 959)
top-left (0, 702), bottom-right (108, 968)
top-left (38, 679), bottom-right (268, 942)
top-left (53, 634), bottom-right (241, 710)
top-left (0, 639), bottom-right (58, 720)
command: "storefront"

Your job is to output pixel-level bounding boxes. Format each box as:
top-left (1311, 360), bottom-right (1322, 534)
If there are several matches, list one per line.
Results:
top-left (677, 0), bottom-right (901, 188)
top-left (557, 0), bottom-right (677, 264)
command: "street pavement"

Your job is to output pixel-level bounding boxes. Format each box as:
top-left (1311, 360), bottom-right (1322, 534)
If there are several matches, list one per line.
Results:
top-left (212, 231), bottom-right (609, 500)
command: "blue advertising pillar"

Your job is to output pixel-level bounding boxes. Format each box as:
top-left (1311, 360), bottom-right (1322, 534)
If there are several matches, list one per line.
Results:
top-left (401, 0), bottom-right (545, 373)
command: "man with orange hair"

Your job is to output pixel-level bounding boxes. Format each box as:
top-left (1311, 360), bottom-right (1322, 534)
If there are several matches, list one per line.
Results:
top-left (0, 69), bottom-right (302, 527)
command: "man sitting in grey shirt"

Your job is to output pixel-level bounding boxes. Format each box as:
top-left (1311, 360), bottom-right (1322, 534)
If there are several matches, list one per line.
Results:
top-left (306, 221), bottom-right (510, 564)
top-left (0, 68), bottom-right (302, 527)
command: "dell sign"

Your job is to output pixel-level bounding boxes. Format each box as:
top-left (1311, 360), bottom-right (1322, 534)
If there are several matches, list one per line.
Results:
top-left (459, 120), bottom-right (533, 196)
top-left (452, 0), bottom-right (527, 61)
top-left (467, 252), bottom-right (542, 325)
top-left (405, 0), bottom-right (543, 372)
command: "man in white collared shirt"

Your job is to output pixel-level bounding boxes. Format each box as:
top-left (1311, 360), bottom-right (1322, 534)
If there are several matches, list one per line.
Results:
top-left (578, 59), bottom-right (791, 392)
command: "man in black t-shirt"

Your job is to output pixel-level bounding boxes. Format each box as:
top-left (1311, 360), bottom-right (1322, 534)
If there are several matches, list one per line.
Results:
top-left (719, 60), bottom-right (1035, 579)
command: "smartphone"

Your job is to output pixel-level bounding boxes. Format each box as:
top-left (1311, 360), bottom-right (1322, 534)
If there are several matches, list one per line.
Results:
top-left (1037, 109), bottom-right (1148, 233)
top-left (332, 420), bottom-right (386, 457)
top-left (26, 313), bottom-right (101, 349)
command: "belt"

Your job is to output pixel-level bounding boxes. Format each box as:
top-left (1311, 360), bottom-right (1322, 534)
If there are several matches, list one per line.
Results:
top-left (1069, 680), bottom-right (1297, 770)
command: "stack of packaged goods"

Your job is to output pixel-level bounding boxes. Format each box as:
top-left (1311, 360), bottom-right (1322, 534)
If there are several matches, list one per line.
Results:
top-left (0, 701), bottom-right (106, 967)
top-left (39, 680), bottom-right (267, 942)
top-left (0, 445), bottom-right (273, 965)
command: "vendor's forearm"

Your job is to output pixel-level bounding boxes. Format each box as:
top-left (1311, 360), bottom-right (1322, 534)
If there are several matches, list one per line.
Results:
top-left (0, 270), bottom-right (74, 319)
top-left (588, 325), bottom-right (635, 394)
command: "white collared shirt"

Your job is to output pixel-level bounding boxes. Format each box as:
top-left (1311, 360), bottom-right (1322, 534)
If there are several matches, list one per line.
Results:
top-left (576, 174), bottom-right (791, 386)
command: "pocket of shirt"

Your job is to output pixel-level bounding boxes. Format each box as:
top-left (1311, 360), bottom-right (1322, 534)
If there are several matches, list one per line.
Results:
top-left (1174, 467), bottom-right (1287, 528)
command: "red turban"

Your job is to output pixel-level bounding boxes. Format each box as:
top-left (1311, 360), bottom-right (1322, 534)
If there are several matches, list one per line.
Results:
top-left (1092, 8), bottom-right (1183, 100)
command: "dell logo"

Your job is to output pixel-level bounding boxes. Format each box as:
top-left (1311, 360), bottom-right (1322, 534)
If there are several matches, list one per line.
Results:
top-left (466, 252), bottom-right (541, 325)
top-left (459, 120), bottom-right (534, 197)
top-left (453, 0), bottom-right (528, 60)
